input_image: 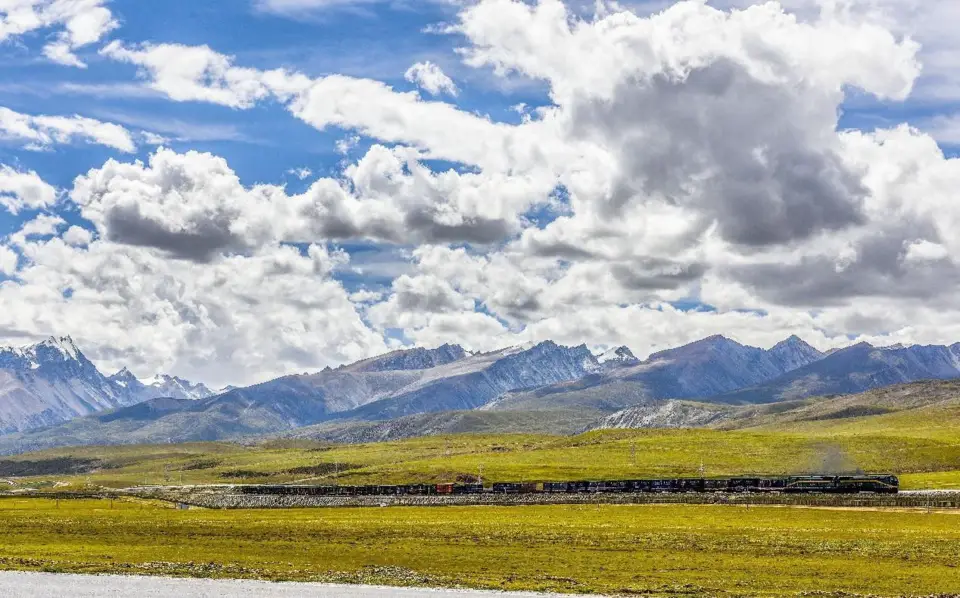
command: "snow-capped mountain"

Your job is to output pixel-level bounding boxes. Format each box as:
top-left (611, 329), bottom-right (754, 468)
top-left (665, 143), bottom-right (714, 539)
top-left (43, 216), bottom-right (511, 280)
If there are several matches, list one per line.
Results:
top-left (0, 336), bottom-right (139, 433)
top-left (9, 333), bottom-right (960, 453)
top-left (0, 336), bottom-right (218, 434)
top-left (107, 370), bottom-right (215, 402)
top-left (136, 374), bottom-right (215, 402)
top-left (596, 346), bottom-right (639, 365)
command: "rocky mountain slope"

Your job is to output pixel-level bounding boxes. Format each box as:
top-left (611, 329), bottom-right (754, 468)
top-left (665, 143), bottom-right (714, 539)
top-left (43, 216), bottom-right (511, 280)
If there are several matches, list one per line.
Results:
top-left (0, 337), bottom-right (215, 434)
top-left (718, 342), bottom-right (960, 404)
top-left (0, 337), bottom-right (138, 434)
top-left (486, 335), bottom-right (825, 411)
top-left (6, 333), bottom-right (960, 453)
top-left (586, 379), bottom-right (960, 433)
top-left (0, 341), bottom-right (600, 451)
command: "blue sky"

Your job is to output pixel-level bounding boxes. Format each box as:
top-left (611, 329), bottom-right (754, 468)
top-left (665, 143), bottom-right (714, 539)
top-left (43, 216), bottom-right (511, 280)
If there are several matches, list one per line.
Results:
top-left (2, 0), bottom-right (960, 386)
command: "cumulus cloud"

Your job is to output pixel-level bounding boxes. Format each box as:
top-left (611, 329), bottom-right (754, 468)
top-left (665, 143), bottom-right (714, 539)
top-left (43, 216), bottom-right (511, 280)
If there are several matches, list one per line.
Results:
top-left (0, 0), bottom-right (118, 67)
top-left (0, 106), bottom-right (137, 152)
top-left (12, 0), bottom-right (960, 383)
top-left (0, 165), bottom-right (58, 214)
top-left (70, 145), bottom-right (552, 263)
top-left (0, 245), bottom-right (17, 276)
top-left (3, 232), bottom-right (385, 386)
top-left (404, 61), bottom-right (459, 96)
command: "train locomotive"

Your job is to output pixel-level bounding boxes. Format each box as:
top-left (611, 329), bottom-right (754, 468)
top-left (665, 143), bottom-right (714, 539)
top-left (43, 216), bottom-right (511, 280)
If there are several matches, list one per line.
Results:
top-left (237, 474), bottom-right (899, 497)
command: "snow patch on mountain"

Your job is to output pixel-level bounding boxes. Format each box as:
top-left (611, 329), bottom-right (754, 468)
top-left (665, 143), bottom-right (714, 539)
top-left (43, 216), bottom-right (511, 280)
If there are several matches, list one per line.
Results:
top-left (597, 346), bottom-right (638, 364)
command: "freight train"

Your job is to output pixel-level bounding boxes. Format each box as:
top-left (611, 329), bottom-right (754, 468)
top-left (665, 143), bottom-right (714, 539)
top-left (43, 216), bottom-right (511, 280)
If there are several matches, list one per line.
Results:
top-left (237, 474), bottom-right (899, 496)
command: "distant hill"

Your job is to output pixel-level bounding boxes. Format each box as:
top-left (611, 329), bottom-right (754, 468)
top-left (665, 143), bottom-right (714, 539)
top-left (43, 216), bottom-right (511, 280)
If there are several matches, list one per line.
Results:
top-left (585, 379), bottom-right (960, 434)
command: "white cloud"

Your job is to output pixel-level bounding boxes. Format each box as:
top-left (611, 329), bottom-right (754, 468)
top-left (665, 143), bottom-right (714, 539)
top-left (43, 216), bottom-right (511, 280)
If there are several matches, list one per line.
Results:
top-left (0, 0), bottom-right (118, 67)
top-left (0, 165), bottom-right (58, 214)
top-left (0, 106), bottom-right (137, 152)
top-left (0, 245), bottom-right (18, 276)
top-left (100, 42), bottom-right (275, 109)
top-left (61, 225), bottom-right (93, 247)
top-left (287, 167), bottom-right (313, 180)
top-left (405, 61), bottom-right (459, 97)
top-left (14, 0), bottom-right (960, 383)
top-left (4, 233), bottom-right (386, 387)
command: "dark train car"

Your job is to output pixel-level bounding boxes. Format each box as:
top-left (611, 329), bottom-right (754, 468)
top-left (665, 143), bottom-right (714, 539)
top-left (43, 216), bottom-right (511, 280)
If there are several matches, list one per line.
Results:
top-left (492, 482), bottom-right (523, 494)
top-left (455, 483), bottom-right (484, 494)
top-left (588, 481), bottom-right (629, 493)
top-left (728, 478), bottom-right (764, 492)
top-left (648, 479), bottom-right (675, 492)
top-left (543, 482), bottom-right (572, 493)
top-left (837, 475), bottom-right (898, 493)
top-left (408, 484), bottom-right (436, 495)
top-left (784, 475), bottom-right (899, 494)
top-left (703, 479), bottom-right (728, 492)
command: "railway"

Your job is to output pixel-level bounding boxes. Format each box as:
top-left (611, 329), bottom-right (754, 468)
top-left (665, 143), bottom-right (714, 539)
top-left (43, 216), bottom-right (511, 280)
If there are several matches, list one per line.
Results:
top-left (236, 474), bottom-right (899, 497)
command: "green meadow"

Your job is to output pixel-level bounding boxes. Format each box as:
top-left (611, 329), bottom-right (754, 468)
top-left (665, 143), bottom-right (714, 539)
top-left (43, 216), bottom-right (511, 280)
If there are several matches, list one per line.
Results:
top-left (0, 498), bottom-right (957, 596)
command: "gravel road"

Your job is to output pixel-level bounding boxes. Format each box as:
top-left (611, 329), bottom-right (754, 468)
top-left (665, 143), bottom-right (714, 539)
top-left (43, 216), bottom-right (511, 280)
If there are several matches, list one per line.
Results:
top-left (0, 572), bottom-right (599, 597)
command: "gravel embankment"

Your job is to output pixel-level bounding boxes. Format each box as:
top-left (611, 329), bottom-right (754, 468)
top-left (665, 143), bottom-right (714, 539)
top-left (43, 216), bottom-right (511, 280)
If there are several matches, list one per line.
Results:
top-left (129, 486), bottom-right (960, 509)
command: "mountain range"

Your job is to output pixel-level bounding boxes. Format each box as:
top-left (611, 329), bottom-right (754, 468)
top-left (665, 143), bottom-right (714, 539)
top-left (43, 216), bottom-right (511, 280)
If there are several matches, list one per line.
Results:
top-left (0, 337), bottom-right (213, 434)
top-left (3, 333), bottom-right (960, 453)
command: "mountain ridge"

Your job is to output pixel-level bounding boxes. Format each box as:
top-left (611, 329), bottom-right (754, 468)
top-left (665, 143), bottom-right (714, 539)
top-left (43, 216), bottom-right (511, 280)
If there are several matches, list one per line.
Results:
top-left (5, 334), bottom-right (960, 453)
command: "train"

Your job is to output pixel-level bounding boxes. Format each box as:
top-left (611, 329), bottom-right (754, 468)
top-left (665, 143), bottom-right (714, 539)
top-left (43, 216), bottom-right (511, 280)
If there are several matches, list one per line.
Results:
top-left (237, 474), bottom-right (899, 496)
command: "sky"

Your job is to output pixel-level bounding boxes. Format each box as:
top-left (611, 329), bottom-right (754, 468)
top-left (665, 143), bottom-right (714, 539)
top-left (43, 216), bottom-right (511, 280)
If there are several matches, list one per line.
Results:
top-left (1, 0), bottom-right (959, 387)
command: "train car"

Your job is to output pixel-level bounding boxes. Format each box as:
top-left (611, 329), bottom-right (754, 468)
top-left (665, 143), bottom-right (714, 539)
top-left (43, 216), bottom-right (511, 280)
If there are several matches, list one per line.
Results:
top-left (455, 483), bottom-right (484, 494)
top-left (587, 481), bottom-right (630, 493)
top-left (492, 482), bottom-right (523, 494)
top-left (543, 482), bottom-right (572, 493)
top-left (702, 479), bottom-right (728, 492)
top-left (648, 479), bottom-right (675, 493)
top-left (784, 475), bottom-right (899, 494)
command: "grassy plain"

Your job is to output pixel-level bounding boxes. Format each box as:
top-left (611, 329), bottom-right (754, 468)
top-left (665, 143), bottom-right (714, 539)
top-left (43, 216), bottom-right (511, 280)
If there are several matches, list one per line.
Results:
top-left (0, 498), bottom-right (957, 596)
top-left (4, 428), bottom-right (960, 491)
top-left (2, 391), bottom-right (960, 490)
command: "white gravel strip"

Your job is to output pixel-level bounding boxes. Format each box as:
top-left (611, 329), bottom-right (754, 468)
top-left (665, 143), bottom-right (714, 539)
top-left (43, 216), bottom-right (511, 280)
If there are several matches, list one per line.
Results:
top-left (0, 571), bottom-right (601, 598)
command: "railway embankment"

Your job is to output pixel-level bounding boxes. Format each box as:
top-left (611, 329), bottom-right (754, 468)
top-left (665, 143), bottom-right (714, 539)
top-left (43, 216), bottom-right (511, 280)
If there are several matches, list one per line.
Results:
top-left (121, 486), bottom-right (960, 510)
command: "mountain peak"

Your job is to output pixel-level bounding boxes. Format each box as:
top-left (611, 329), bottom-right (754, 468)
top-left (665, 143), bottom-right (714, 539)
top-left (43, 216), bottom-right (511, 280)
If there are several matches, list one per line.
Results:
top-left (36, 336), bottom-right (81, 360)
top-left (597, 346), bottom-right (638, 364)
top-left (774, 334), bottom-right (804, 346)
top-left (352, 344), bottom-right (467, 372)
top-left (767, 335), bottom-right (824, 372)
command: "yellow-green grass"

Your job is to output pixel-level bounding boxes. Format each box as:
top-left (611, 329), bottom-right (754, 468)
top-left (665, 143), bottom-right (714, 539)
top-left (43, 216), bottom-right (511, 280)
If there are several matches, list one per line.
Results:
top-left (5, 401), bottom-right (960, 490)
top-left (4, 426), bottom-right (960, 491)
top-left (0, 498), bottom-right (957, 596)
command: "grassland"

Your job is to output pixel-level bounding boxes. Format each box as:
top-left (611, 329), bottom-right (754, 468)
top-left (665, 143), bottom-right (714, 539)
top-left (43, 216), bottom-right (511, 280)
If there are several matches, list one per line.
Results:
top-left (0, 498), bottom-right (957, 596)
top-left (2, 386), bottom-right (960, 491)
